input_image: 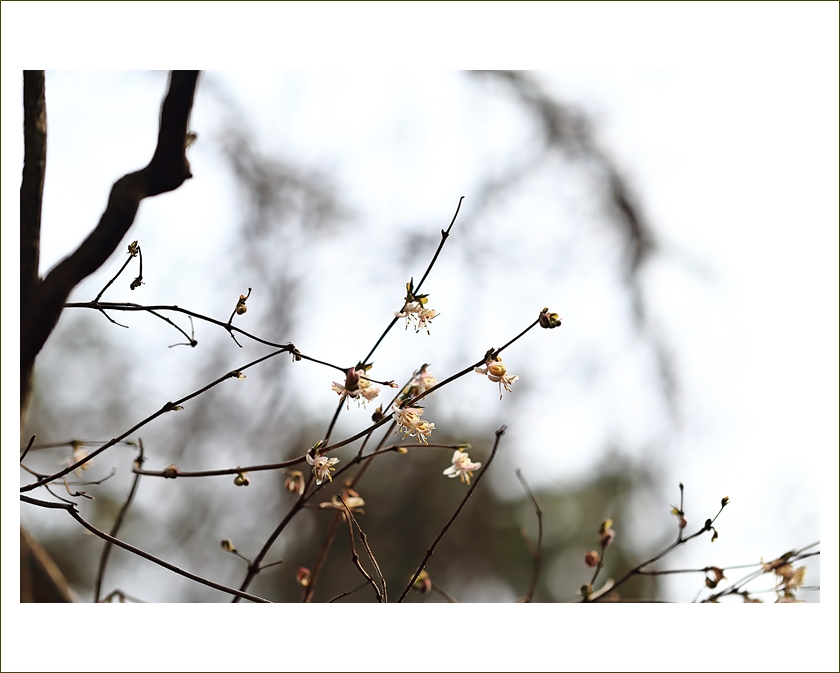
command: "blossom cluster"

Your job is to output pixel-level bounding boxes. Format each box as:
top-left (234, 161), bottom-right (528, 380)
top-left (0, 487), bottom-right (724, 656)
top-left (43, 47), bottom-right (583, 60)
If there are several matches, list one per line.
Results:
top-left (332, 367), bottom-right (380, 408)
top-left (393, 405), bottom-right (435, 444)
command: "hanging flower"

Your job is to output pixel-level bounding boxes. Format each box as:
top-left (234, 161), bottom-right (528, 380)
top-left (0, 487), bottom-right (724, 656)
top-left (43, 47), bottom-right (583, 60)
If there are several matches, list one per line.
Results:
top-left (443, 450), bottom-right (482, 484)
top-left (395, 279), bottom-right (438, 334)
top-left (307, 452), bottom-right (340, 485)
top-left (474, 356), bottom-right (519, 399)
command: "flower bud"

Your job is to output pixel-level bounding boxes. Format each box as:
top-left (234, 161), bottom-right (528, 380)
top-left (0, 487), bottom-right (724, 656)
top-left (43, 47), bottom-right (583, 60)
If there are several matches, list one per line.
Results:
top-left (412, 570), bottom-right (432, 594)
top-left (220, 539), bottom-right (235, 552)
top-left (584, 550), bottom-right (600, 568)
top-left (283, 470), bottom-right (304, 494)
top-left (344, 368), bottom-right (360, 393)
top-left (598, 519), bottom-right (616, 548)
top-left (296, 567), bottom-right (311, 587)
top-left (539, 308), bottom-right (562, 329)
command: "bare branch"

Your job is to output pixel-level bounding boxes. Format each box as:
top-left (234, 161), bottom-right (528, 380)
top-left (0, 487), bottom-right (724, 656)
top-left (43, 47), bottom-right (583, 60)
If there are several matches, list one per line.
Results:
top-left (21, 71), bottom-right (200, 410)
top-left (93, 440), bottom-right (146, 603)
top-left (21, 495), bottom-right (269, 603)
top-left (398, 425), bottom-right (507, 603)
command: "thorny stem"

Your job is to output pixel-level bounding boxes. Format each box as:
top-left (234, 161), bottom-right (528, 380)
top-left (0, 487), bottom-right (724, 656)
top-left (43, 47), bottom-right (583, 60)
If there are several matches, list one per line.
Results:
top-left (93, 440), bottom-right (145, 602)
top-left (398, 425), bottom-right (507, 603)
top-left (21, 495), bottom-right (269, 603)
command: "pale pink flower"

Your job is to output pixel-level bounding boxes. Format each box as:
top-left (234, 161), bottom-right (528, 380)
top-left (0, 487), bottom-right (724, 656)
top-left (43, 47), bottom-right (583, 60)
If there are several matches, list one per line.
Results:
top-left (443, 450), bottom-right (482, 484)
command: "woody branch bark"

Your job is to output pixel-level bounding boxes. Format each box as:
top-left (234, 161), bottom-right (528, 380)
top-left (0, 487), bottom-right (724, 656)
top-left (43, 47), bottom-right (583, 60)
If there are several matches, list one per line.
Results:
top-left (19, 70), bottom-right (200, 417)
top-left (20, 71), bottom-right (47, 424)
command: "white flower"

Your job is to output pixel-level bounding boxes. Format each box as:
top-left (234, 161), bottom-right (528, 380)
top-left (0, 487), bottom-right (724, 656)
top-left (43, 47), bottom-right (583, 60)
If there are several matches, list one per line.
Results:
top-left (306, 453), bottom-right (340, 485)
top-left (475, 357), bottom-right (519, 400)
top-left (396, 302), bottom-right (438, 335)
top-left (443, 450), bottom-right (482, 484)
top-left (62, 446), bottom-right (92, 477)
top-left (393, 406), bottom-right (436, 444)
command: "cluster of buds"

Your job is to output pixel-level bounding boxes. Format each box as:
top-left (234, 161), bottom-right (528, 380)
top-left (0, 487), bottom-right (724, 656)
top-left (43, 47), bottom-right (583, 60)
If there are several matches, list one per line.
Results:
top-left (475, 350), bottom-right (519, 400)
top-left (396, 278), bottom-right (438, 335)
top-left (393, 405), bottom-right (435, 444)
top-left (234, 472), bottom-right (250, 487)
top-left (331, 365), bottom-right (380, 408)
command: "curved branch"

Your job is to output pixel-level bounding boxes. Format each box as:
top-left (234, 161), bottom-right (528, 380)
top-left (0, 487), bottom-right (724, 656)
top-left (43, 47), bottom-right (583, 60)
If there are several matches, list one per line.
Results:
top-left (21, 71), bottom-right (200, 409)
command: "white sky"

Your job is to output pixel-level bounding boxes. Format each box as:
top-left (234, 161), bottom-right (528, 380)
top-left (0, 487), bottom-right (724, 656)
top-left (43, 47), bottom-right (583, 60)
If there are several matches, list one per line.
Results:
top-left (2, 3), bottom-right (838, 672)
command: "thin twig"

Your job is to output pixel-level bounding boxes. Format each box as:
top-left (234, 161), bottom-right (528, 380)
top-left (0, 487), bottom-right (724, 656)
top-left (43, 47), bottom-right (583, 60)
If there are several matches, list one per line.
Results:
top-left (93, 440), bottom-right (146, 603)
top-left (100, 589), bottom-right (146, 603)
top-left (302, 513), bottom-right (343, 603)
top-left (328, 581), bottom-right (369, 603)
top-left (340, 497), bottom-right (382, 602)
top-left (21, 495), bottom-right (269, 603)
top-left (398, 425), bottom-right (507, 603)
top-left (515, 468), bottom-right (543, 603)
top-left (359, 196), bottom-right (464, 368)
top-left (19, 435), bottom-right (36, 463)
top-left (21, 348), bottom-right (291, 492)
top-left (431, 583), bottom-right (458, 603)
top-left (94, 250), bottom-right (134, 302)
top-left (589, 495), bottom-right (730, 602)
top-left (340, 495), bottom-right (387, 603)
